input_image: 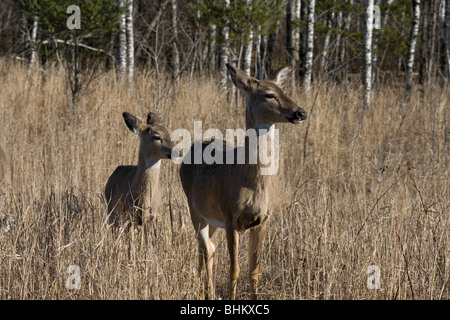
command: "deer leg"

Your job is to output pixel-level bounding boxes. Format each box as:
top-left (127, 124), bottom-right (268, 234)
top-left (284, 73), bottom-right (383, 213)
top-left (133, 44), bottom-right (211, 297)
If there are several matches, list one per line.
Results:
top-left (226, 224), bottom-right (240, 300)
top-left (248, 222), bottom-right (267, 300)
top-left (197, 222), bottom-right (215, 300)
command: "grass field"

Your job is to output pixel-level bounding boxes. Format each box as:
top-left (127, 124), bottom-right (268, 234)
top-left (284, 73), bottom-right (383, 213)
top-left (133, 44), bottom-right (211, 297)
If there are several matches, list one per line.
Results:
top-left (0, 59), bottom-right (448, 300)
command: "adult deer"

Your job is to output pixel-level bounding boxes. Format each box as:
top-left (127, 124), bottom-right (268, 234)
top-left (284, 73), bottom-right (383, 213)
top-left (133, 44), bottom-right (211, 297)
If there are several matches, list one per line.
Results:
top-left (179, 64), bottom-right (307, 299)
top-left (105, 111), bottom-right (180, 230)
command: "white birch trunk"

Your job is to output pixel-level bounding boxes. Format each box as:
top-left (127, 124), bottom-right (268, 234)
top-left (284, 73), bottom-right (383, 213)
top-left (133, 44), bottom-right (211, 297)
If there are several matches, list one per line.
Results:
top-left (242, 0), bottom-right (253, 76)
top-left (25, 16), bottom-right (38, 90)
top-left (243, 31), bottom-right (253, 76)
top-left (118, 0), bottom-right (127, 75)
top-left (364, 0), bottom-right (374, 107)
top-left (304, 0), bottom-right (315, 92)
top-left (126, 0), bottom-right (134, 81)
top-left (29, 15), bottom-right (38, 68)
top-left (171, 0), bottom-right (180, 82)
top-left (25, 15), bottom-right (38, 90)
top-left (372, 0), bottom-right (381, 85)
top-left (406, 0), bottom-right (421, 92)
top-left (219, 0), bottom-right (230, 90)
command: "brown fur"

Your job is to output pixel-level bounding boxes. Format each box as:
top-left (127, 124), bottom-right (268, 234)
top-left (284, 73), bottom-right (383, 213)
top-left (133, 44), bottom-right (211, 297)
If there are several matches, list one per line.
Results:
top-left (179, 64), bottom-right (307, 299)
top-left (105, 112), bottom-right (179, 229)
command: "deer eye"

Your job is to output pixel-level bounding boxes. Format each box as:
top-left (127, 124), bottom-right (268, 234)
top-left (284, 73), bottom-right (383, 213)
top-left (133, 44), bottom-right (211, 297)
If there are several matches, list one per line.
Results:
top-left (265, 93), bottom-right (275, 99)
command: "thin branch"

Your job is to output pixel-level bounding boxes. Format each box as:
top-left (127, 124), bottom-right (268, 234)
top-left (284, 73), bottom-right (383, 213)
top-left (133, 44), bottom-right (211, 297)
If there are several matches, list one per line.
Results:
top-left (41, 39), bottom-right (115, 60)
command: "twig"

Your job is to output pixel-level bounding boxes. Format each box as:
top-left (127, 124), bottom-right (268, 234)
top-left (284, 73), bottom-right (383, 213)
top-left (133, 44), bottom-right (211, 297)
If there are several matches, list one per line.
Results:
top-left (353, 175), bottom-right (402, 244)
top-left (42, 39), bottom-right (115, 60)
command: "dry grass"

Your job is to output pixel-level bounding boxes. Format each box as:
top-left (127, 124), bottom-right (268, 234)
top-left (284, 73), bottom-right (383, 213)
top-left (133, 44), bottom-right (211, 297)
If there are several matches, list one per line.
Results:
top-left (0, 59), bottom-right (448, 300)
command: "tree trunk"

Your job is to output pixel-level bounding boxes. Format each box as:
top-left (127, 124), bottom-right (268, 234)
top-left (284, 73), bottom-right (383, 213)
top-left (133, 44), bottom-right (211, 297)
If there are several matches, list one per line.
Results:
top-left (118, 0), bottom-right (127, 75)
top-left (29, 15), bottom-right (38, 68)
top-left (427, 0), bottom-right (438, 84)
top-left (406, 0), bottom-right (421, 93)
top-left (304, 0), bottom-right (315, 92)
top-left (257, 33), bottom-right (266, 80)
top-left (320, 10), bottom-right (334, 77)
top-left (265, 32), bottom-right (277, 74)
top-left (439, 0), bottom-right (449, 82)
top-left (243, 32), bottom-right (253, 76)
top-left (255, 26), bottom-right (263, 80)
top-left (25, 15), bottom-right (38, 89)
top-left (363, 0), bottom-right (374, 107)
top-left (126, 0), bottom-right (134, 82)
top-left (287, 0), bottom-right (301, 66)
top-left (242, 0), bottom-right (253, 76)
top-left (219, 0), bottom-right (230, 89)
top-left (171, 0), bottom-right (180, 82)
top-left (371, 0), bottom-right (381, 85)
top-left (447, 0), bottom-right (450, 80)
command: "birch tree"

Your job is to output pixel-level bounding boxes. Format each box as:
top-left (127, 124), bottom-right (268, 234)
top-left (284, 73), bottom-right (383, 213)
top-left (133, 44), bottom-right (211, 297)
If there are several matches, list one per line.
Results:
top-left (28, 15), bottom-right (38, 69)
top-left (118, 0), bottom-right (127, 75)
top-left (171, 0), bottom-right (180, 82)
top-left (126, 0), bottom-right (134, 81)
top-left (242, 0), bottom-right (253, 76)
top-left (219, 0), bottom-right (230, 90)
top-left (304, 0), bottom-right (315, 92)
top-left (406, 0), bottom-right (421, 93)
top-left (363, 0), bottom-right (374, 107)
top-left (25, 15), bottom-right (38, 89)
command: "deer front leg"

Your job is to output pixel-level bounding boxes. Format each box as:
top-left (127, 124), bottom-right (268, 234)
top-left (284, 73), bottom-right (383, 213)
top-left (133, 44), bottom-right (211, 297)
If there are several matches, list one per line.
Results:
top-left (197, 222), bottom-right (215, 300)
top-left (248, 222), bottom-right (267, 300)
top-left (226, 224), bottom-right (240, 300)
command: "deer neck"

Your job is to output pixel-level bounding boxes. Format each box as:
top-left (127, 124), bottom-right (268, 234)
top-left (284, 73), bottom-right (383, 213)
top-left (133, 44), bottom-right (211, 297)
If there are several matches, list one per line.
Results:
top-left (133, 154), bottom-right (161, 210)
top-left (240, 118), bottom-right (276, 191)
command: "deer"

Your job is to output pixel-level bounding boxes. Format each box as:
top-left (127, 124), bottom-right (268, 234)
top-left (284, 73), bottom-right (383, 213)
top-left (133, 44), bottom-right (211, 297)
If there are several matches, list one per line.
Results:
top-left (179, 64), bottom-right (307, 300)
top-left (105, 111), bottom-right (181, 232)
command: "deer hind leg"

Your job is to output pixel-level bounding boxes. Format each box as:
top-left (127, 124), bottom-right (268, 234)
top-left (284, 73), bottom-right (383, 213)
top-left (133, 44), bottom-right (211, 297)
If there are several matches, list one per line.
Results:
top-left (226, 223), bottom-right (240, 300)
top-left (248, 222), bottom-right (267, 300)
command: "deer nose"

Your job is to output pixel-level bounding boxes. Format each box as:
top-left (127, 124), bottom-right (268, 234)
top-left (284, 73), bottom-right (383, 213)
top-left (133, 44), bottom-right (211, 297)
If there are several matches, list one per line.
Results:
top-left (296, 110), bottom-right (307, 121)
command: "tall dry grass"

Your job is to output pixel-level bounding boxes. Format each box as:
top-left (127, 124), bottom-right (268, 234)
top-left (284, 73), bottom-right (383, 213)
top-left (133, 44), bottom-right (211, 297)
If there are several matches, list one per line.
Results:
top-left (0, 59), bottom-right (448, 300)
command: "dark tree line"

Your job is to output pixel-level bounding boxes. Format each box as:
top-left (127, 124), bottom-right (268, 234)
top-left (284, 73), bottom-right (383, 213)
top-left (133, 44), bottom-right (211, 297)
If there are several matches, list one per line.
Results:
top-left (0, 0), bottom-right (449, 97)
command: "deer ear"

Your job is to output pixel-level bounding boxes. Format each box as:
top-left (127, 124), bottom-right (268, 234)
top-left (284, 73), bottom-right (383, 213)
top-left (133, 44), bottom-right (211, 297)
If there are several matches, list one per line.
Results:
top-left (226, 63), bottom-right (257, 92)
top-left (123, 112), bottom-right (140, 134)
top-left (273, 64), bottom-right (293, 88)
top-left (146, 112), bottom-right (161, 125)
